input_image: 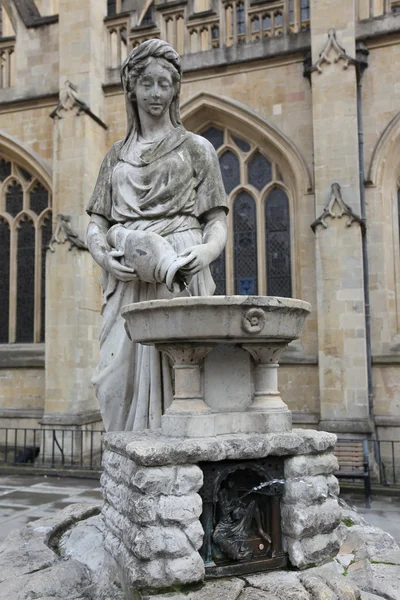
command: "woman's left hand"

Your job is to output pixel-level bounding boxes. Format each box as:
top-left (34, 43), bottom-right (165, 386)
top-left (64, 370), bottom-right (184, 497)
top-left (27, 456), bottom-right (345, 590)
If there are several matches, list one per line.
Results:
top-left (179, 244), bottom-right (214, 276)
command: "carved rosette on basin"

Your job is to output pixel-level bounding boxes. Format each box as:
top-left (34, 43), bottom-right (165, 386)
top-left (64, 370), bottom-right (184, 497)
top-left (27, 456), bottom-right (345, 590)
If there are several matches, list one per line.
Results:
top-left (122, 296), bottom-right (311, 437)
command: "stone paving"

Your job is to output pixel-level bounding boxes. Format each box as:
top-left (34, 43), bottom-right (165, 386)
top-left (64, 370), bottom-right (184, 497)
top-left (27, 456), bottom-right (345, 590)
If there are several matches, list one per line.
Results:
top-left (0, 474), bottom-right (102, 542)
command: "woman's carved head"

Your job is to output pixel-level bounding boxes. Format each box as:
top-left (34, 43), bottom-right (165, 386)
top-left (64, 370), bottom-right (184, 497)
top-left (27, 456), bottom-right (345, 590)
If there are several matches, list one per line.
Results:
top-left (121, 40), bottom-right (182, 136)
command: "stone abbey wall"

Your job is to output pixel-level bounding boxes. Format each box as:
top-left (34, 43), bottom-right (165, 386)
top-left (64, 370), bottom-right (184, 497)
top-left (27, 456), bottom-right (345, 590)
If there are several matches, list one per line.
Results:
top-left (0, 0), bottom-right (399, 439)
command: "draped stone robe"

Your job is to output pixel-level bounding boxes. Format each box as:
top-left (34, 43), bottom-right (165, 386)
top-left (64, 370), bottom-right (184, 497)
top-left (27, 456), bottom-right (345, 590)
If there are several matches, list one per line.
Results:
top-left (86, 126), bottom-right (228, 431)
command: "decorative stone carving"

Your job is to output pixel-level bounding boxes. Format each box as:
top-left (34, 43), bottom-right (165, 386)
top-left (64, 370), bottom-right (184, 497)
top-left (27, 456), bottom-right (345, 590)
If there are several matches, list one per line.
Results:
top-left (50, 80), bottom-right (90, 118)
top-left (311, 183), bottom-right (365, 233)
top-left (308, 28), bottom-right (355, 75)
top-left (49, 214), bottom-right (87, 252)
top-left (241, 307), bottom-right (266, 334)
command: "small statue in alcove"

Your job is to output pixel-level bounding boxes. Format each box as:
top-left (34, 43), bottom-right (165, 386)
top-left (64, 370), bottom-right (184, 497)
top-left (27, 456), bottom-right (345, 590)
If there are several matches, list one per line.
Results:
top-left (213, 476), bottom-right (272, 561)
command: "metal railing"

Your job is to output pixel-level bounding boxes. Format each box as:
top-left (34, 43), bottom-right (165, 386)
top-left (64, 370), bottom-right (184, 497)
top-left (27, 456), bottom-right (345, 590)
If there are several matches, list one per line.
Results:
top-left (0, 428), bottom-right (104, 471)
top-left (0, 429), bottom-right (399, 485)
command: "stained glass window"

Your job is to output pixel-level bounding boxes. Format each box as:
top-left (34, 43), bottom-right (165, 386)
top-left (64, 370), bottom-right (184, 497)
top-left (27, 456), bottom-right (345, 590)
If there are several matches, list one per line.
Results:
top-left (201, 126), bottom-right (224, 150)
top-left (301, 0), bottom-right (310, 20)
top-left (6, 180), bottom-right (23, 216)
top-left (233, 191), bottom-right (258, 295)
top-left (275, 11), bottom-right (283, 27)
top-left (237, 2), bottom-right (245, 36)
top-left (30, 183), bottom-right (49, 215)
top-left (0, 154), bottom-right (52, 343)
top-left (0, 218), bottom-right (10, 343)
top-left (232, 135), bottom-right (251, 153)
top-left (195, 127), bottom-right (291, 297)
top-left (220, 150), bottom-right (240, 194)
top-left (107, 0), bottom-right (117, 16)
top-left (248, 151), bottom-right (272, 190)
top-left (262, 14), bottom-right (271, 31)
top-left (16, 217), bottom-right (36, 343)
top-left (265, 188), bottom-right (292, 298)
top-left (288, 0), bottom-right (294, 24)
top-left (210, 249), bottom-right (226, 295)
top-left (0, 158), bottom-right (11, 181)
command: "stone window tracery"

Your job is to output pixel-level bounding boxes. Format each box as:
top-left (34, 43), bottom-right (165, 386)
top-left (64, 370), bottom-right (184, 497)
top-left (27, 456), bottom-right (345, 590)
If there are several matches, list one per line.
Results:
top-left (0, 155), bottom-right (52, 344)
top-left (200, 126), bottom-right (293, 297)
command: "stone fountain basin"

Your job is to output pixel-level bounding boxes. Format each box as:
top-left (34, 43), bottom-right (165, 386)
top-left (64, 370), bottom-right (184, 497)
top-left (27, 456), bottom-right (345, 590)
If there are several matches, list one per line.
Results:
top-left (122, 296), bottom-right (311, 345)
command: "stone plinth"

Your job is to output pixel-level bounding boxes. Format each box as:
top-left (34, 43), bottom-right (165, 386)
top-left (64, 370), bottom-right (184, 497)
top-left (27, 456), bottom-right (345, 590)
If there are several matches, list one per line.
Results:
top-left (101, 429), bottom-right (342, 597)
top-left (122, 296), bottom-right (311, 437)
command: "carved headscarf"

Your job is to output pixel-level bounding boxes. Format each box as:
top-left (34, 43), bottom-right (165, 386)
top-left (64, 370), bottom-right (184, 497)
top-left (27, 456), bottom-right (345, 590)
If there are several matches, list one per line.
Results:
top-left (120, 39), bottom-right (182, 146)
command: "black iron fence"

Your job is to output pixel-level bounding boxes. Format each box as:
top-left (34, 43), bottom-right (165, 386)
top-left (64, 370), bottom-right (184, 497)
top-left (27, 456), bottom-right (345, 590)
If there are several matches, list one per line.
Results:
top-left (0, 428), bottom-right (104, 471)
top-left (0, 429), bottom-right (399, 486)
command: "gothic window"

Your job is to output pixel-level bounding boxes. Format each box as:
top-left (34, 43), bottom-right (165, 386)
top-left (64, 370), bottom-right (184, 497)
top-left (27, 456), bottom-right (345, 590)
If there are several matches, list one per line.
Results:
top-left (0, 217), bottom-right (10, 343)
top-left (248, 151), bottom-right (272, 190)
top-left (200, 126), bottom-right (293, 297)
top-left (220, 150), bottom-right (240, 194)
top-left (265, 187), bottom-right (292, 298)
top-left (234, 191), bottom-right (258, 295)
top-left (201, 126), bottom-right (224, 150)
top-left (0, 154), bottom-right (52, 343)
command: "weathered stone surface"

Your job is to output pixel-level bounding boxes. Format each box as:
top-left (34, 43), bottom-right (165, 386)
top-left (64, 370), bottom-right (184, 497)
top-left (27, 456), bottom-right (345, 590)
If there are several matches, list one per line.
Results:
top-left (103, 430), bottom-right (337, 466)
top-left (238, 590), bottom-right (280, 600)
top-left (281, 498), bottom-right (341, 538)
top-left (184, 519), bottom-right (205, 550)
top-left (140, 578), bottom-right (245, 600)
top-left (299, 573), bottom-right (337, 600)
top-left (0, 503), bottom-right (100, 585)
top-left (359, 594), bottom-right (385, 599)
top-left (286, 530), bottom-right (341, 568)
top-left (173, 465), bottom-right (204, 494)
top-left (307, 562), bottom-right (360, 599)
top-left (164, 552), bottom-right (205, 585)
top-left (244, 571), bottom-right (311, 599)
top-left (0, 526), bottom-right (57, 584)
top-left (283, 475), bottom-right (331, 505)
top-left (348, 525), bottom-right (400, 564)
top-left (132, 526), bottom-right (194, 559)
top-left (284, 453), bottom-right (339, 478)
top-left (59, 514), bottom-right (105, 574)
top-left (0, 559), bottom-right (93, 600)
top-left (350, 563), bottom-right (400, 600)
top-left (158, 494), bottom-right (202, 525)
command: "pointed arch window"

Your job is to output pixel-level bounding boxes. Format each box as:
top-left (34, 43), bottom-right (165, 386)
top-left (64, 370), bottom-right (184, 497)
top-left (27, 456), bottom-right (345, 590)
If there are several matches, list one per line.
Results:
top-left (233, 191), bottom-right (258, 294)
top-left (265, 187), bottom-right (292, 297)
top-left (200, 126), bottom-right (293, 297)
top-left (0, 155), bottom-right (52, 343)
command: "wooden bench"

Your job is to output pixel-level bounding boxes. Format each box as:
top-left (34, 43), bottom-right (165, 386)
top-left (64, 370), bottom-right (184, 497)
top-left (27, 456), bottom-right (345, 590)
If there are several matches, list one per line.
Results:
top-left (334, 439), bottom-right (372, 508)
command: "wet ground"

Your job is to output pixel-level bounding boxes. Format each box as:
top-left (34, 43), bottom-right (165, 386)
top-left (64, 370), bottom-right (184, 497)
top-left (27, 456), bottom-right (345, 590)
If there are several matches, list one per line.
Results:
top-left (0, 473), bottom-right (102, 542)
top-left (0, 474), bottom-right (399, 545)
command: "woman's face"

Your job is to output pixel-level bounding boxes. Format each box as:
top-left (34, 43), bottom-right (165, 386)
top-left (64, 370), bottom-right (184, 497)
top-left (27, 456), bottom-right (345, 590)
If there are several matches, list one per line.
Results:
top-left (134, 59), bottom-right (175, 118)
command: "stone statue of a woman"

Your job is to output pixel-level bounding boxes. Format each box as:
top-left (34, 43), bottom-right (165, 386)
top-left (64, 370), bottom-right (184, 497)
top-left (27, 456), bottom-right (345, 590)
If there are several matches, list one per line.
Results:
top-left (86, 40), bottom-right (228, 431)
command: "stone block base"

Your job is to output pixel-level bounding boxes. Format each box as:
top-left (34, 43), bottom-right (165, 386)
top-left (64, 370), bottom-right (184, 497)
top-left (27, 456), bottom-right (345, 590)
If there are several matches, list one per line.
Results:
top-left (101, 429), bottom-right (342, 596)
top-left (162, 409), bottom-right (292, 437)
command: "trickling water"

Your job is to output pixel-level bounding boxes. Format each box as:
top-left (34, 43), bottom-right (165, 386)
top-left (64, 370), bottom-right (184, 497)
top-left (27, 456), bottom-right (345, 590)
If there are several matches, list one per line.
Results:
top-left (183, 280), bottom-right (192, 296)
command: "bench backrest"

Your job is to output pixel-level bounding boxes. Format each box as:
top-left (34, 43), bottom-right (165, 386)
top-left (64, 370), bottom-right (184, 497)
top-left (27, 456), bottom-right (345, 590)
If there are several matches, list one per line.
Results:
top-left (334, 439), bottom-right (369, 472)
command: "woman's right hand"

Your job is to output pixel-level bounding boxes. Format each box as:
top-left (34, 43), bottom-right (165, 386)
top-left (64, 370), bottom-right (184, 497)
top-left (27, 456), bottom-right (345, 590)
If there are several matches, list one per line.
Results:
top-left (104, 250), bottom-right (137, 282)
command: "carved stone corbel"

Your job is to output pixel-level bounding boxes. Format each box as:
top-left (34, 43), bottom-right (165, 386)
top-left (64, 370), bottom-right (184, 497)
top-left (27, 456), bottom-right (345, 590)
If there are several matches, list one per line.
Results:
top-left (49, 214), bottom-right (88, 252)
top-left (50, 81), bottom-right (108, 129)
top-left (304, 28), bottom-right (356, 79)
top-left (311, 183), bottom-right (365, 233)
top-left (50, 81), bottom-right (90, 119)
